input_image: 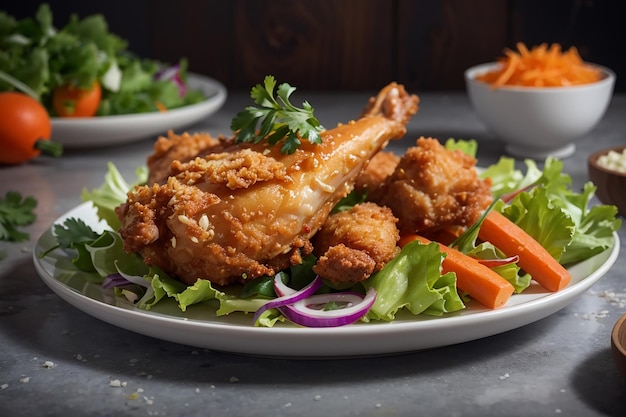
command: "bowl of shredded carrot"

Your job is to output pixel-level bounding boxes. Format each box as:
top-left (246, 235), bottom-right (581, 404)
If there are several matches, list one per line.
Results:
top-left (465, 42), bottom-right (615, 159)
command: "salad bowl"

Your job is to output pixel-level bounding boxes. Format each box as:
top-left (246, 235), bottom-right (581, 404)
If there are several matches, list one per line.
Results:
top-left (51, 73), bottom-right (227, 148)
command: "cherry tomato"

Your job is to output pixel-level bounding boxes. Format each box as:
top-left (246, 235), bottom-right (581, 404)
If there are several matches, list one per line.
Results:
top-left (52, 81), bottom-right (102, 117)
top-left (0, 92), bottom-right (61, 165)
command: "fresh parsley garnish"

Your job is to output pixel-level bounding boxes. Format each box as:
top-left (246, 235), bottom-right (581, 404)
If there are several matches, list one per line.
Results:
top-left (39, 218), bottom-right (100, 271)
top-left (231, 75), bottom-right (324, 154)
top-left (0, 191), bottom-right (37, 242)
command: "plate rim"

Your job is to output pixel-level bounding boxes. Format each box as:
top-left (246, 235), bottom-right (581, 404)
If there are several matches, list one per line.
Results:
top-left (33, 202), bottom-right (621, 357)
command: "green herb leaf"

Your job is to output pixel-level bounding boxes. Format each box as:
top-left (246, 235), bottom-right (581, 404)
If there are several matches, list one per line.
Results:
top-left (39, 217), bottom-right (101, 271)
top-left (231, 75), bottom-right (324, 154)
top-left (0, 191), bottom-right (37, 242)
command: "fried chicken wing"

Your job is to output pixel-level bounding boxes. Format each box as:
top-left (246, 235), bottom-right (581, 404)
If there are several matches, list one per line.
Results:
top-left (313, 202), bottom-right (400, 284)
top-left (117, 82), bottom-right (419, 286)
top-left (372, 137), bottom-right (492, 237)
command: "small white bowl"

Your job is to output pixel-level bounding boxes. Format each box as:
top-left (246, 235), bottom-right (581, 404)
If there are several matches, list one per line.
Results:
top-left (465, 63), bottom-right (615, 159)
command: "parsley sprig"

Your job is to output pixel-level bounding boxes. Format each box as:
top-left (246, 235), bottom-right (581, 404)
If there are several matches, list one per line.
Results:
top-left (39, 218), bottom-right (100, 271)
top-left (231, 75), bottom-right (324, 154)
top-left (0, 191), bottom-right (37, 242)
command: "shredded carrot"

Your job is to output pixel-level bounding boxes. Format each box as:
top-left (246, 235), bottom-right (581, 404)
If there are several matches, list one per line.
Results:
top-left (401, 235), bottom-right (515, 309)
top-left (476, 42), bottom-right (603, 88)
top-left (478, 210), bottom-right (572, 292)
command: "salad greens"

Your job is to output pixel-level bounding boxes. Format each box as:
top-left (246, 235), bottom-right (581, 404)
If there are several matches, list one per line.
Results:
top-left (41, 142), bottom-right (622, 327)
top-left (0, 4), bottom-right (205, 116)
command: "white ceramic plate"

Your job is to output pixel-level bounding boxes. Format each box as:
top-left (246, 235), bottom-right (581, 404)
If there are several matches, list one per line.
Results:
top-left (34, 202), bottom-right (620, 358)
top-left (51, 73), bottom-right (227, 148)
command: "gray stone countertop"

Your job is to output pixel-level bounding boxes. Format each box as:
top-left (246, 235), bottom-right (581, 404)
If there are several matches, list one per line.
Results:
top-left (1, 88), bottom-right (625, 417)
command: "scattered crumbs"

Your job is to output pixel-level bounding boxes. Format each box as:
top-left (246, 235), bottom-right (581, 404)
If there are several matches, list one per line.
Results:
top-left (229, 376), bottom-right (239, 383)
top-left (581, 311), bottom-right (610, 320)
top-left (129, 358), bottom-right (139, 365)
top-left (60, 329), bottom-right (70, 335)
top-left (376, 403), bottom-right (382, 408)
top-left (126, 392), bottom-right (140, 400)
top-left (94, 354), bottom-right (101, 359)
top-left (144, 396), bottom-right (154, 406)
top-left (1, 383), bottom-right (8, 390)
top-left (283, 403), bottom-right (292, 408)
top-left (314, 395), bottom-right (321, 401)
top-left (344, 395), bottom-right (349, 400)
top-left (109, 379), bottom-right (128, 388)
top-left (499, 373), bottom-right (510, 380)
top-left (595, 289), bottom-right (626, 308)
top-left (556, 409), bottom-right (562, 413)
top-left (19, 377), bottom-right (30, 384)
top-left (76, 354), bottom-right (87, 362)
top-left (137, 388), bottom-right (144, 393)
top-left (191, 350), bottom-right (199, 355)
top-left (42, 361), bottom-right (55, 369)
top-left (560, 389), bottom-right (566, 393)
top-left (195, 388), bottom-right (200, 394)
top-left (210, 385), bottom-right (216, 389)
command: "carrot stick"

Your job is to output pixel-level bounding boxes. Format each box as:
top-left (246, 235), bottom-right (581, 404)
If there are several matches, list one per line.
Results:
top-left (478, 210), bottom-right (572, 292)
top-left (402, 235), bottom-right (515, 309)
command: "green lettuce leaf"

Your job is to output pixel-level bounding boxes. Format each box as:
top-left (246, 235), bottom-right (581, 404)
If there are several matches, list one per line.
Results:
top-left (363, 240), bottom-right (465, 321)
top-left (81, 162), bottom-right (147, 230)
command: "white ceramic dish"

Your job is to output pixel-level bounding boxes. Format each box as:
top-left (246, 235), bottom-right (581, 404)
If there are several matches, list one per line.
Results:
top-left (34, 202), bottom-right (620, 358)
top-left (51, 73), bottom-right (227, 148)
top-left (465, 62), bottom-right (615, 159)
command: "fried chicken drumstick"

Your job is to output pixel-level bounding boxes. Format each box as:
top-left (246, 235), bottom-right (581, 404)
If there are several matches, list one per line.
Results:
top-left (116, 83), bottom-right (419, 286)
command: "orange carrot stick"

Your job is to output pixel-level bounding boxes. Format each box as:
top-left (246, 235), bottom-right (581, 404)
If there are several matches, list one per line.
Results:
top-left (478, 210), bottom-right (572, 292)
top-left (402, 235), bottom-right (515, 309)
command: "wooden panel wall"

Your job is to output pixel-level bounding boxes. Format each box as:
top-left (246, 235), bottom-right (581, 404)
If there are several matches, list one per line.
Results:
top-left (3, 0), bottom-right (625, 92)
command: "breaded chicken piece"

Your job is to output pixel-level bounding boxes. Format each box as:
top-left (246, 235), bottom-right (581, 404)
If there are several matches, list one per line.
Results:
top-left (373, 137), bottom-right (492, 237)
top-left (117, 83), bottom-right (418, 286)
top-left (354, 151), bottom-right (400, 200)
top-left (313, 202), bottom-right (400, 284)
top-left (147, 130), bottom-right (232, 184)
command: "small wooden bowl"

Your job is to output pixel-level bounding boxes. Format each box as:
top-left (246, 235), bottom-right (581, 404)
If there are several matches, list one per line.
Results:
top-left (587, 145), bottom-right (626, 217)
top-left (611, 314), bottom-right (626, 379)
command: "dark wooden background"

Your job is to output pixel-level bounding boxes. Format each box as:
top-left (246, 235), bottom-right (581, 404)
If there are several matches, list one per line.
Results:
top-left (3, 0), bottom-right (625, 92)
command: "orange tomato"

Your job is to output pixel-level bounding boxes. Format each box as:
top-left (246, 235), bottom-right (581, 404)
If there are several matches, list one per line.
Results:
top-left (52, 81), bottom-right (102, 117)
top-left (0, 92), bottom-right (61, 165)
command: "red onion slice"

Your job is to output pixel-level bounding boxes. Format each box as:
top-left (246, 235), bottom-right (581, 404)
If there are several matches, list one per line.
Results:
top-left (279, 288), bottom-right (377, 327)
top-left (253, 275), bottom-right (377, 327)
top-left (252, 275), bottom-right (323, 324)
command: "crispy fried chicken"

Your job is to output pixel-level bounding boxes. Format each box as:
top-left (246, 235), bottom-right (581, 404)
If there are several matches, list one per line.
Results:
top-left (313, 202), bottom-right (400, 285)
top-left (371, 137), bottom-right (493, 238)
top-left (116, 83), bottom-right (419, 286)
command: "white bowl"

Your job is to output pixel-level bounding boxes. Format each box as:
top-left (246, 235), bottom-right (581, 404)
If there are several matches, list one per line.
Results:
top-left (465, 62), bottom-right (615, 159)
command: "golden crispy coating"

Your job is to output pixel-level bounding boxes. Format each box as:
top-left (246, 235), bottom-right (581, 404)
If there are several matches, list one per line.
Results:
top-left (372, 137), bottom-right (492, 237)
top-left (147, 130), bottom-right (232, 184)
top-left (354, 151), bottom-right (400, 200)
top-left (313, 202), bottom-right (400, 284)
